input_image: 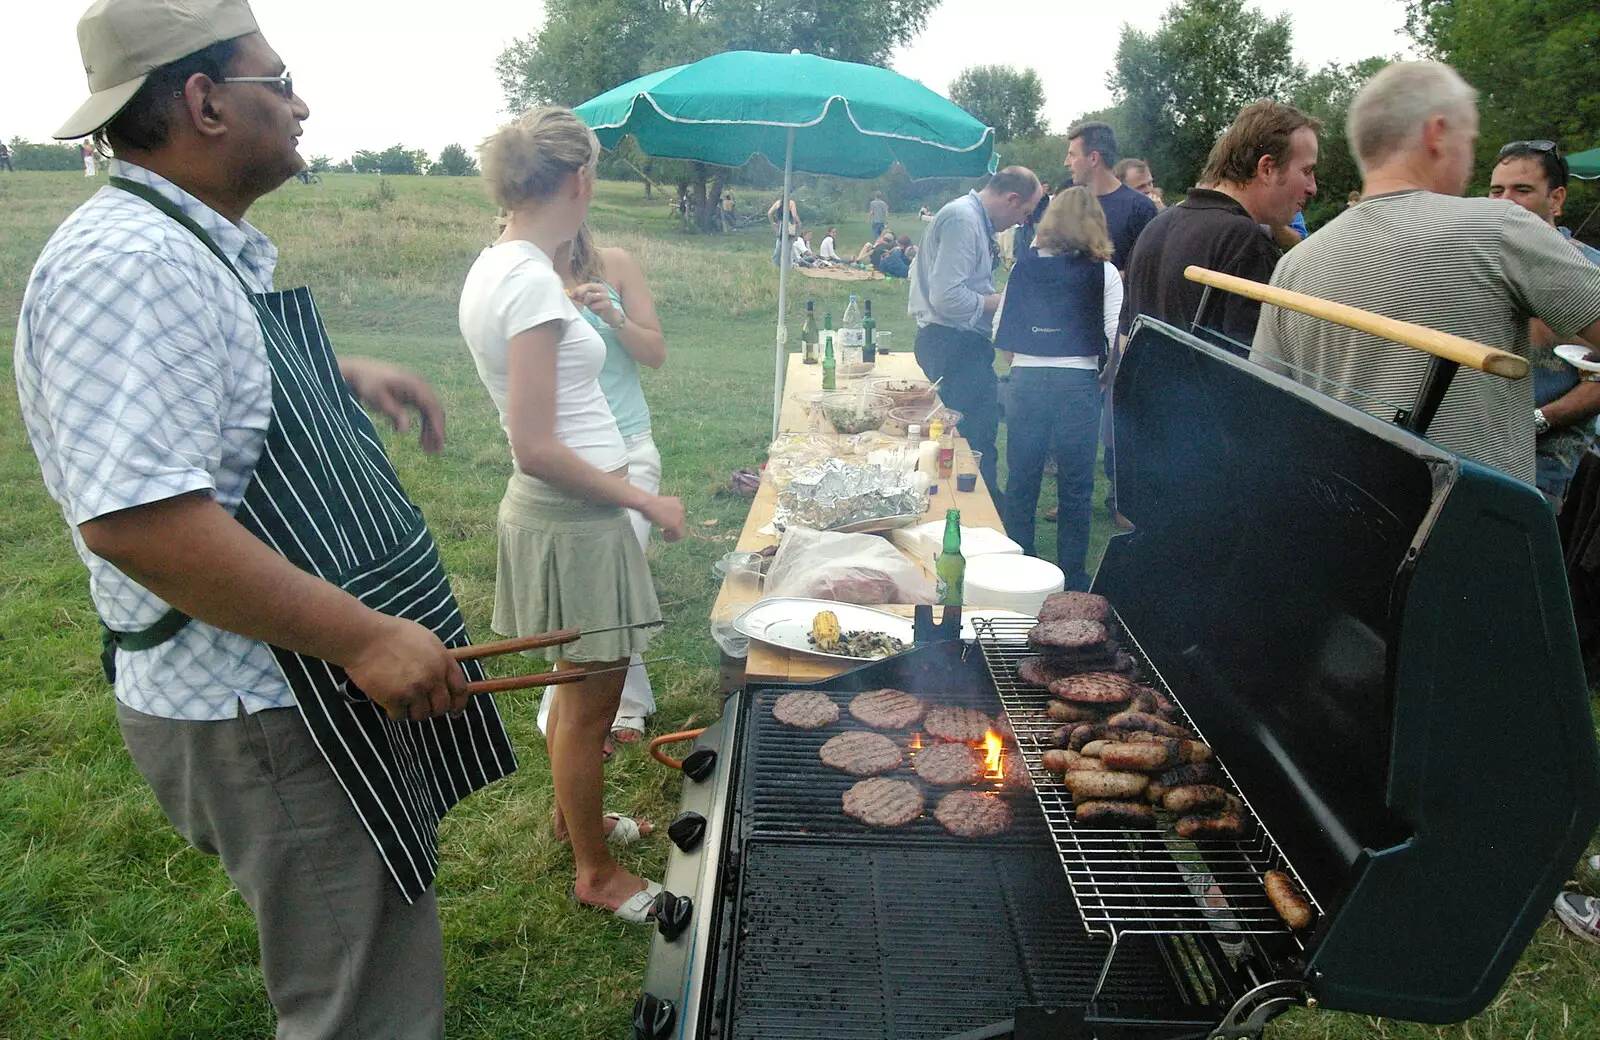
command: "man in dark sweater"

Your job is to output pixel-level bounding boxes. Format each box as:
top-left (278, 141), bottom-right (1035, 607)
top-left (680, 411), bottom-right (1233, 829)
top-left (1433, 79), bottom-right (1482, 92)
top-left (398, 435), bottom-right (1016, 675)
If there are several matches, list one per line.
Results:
top-left (1065, 121), bottom-right (1158, 270)
top-left (1124, 100), bottom-right (1321, 353)
top-left (1064, 121), bottom-right (1158, 526)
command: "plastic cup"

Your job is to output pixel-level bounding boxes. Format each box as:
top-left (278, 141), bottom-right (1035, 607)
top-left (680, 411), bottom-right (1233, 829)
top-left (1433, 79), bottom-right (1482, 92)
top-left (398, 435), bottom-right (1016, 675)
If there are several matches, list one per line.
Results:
top-left (710, 602), bottom-right (751, 658)
top-left (957, 451), bottom-right (983, 493)
top-left (726, 557), bottom-right (764, 604)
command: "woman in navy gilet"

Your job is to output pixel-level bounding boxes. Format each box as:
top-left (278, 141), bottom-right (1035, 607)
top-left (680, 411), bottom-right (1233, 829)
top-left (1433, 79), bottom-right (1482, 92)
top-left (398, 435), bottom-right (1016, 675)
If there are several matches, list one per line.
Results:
top-left (994, 187), bottom-right (1123, 590)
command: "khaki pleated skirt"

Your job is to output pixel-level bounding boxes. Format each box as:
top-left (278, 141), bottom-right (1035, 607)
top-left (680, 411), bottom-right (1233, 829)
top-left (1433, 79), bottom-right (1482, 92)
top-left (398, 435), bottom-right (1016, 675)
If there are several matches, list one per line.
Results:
top-left (492, 472), bottom-right (661, 663)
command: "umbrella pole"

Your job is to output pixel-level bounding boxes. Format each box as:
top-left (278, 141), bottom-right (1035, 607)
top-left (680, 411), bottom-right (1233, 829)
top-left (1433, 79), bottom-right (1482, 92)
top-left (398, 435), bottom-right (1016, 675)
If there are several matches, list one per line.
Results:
top-left (772, 128), bottom-right (796, 441)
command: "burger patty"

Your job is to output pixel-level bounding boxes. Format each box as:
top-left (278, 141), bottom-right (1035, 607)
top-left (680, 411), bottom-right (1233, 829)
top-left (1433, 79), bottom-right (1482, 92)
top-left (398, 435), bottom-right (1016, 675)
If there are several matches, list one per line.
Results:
top-left (1049, 671), bottom-right (1136, 704)
top-left (923, 706), bottom-right (994, 743)
top-left (848, 688), bottom-right (926, 730)
top-left (819, 730), bottom-right (903, 776)
top-left (1027, 618), bottom-right (1109, 651)
top-left (934, 790), bottom-right (1014, 837)
top-left (1036, 591), bottom-right (1112, 623)
top-left (913, 742), bottom-right (983, 786)
top-left (771, 691), bottom-right (839, 729)
top-left (842, 778), bottom-right (923, 828)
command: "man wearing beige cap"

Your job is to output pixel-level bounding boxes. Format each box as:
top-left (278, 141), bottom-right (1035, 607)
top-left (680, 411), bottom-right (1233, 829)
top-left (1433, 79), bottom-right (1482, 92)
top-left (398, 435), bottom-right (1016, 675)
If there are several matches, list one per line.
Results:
top-left (15, 1), bottom-right (518, 1036)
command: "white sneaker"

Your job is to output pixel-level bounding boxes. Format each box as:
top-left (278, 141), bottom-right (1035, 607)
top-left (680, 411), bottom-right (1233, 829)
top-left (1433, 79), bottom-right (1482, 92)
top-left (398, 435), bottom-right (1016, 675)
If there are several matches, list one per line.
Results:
top-left (1553, 892), bottom-right (1600, 945)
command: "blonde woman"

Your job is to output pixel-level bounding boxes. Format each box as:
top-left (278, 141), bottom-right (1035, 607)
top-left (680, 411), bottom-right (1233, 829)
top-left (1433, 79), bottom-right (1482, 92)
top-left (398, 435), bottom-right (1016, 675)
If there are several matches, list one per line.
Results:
top-left (459, 107), bottom-right (686, 922)
top-left (993, 186), bottom-right (1122, 590)
top-left (533, 224), bottom-right (667, 749)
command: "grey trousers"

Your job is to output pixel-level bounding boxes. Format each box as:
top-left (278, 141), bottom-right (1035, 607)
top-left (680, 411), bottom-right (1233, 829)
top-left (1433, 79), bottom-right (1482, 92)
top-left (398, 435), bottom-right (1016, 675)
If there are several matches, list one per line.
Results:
top-left (117, 701), bottom-right (445, 1039)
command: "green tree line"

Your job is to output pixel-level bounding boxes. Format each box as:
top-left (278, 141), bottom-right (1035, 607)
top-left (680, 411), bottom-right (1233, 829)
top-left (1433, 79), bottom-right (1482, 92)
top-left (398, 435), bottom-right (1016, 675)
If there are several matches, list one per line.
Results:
top-left (4, 138), bottom-right (479, 177)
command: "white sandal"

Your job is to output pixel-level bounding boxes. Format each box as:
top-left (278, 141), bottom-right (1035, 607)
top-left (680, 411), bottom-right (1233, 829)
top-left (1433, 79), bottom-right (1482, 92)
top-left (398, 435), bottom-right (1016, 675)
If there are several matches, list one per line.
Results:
top-left (604, 812), bottom-right (650, 845)
top-left (611, 715), bottom-right (647, 743)
top-left (613, 880), bottom-right (663, 924)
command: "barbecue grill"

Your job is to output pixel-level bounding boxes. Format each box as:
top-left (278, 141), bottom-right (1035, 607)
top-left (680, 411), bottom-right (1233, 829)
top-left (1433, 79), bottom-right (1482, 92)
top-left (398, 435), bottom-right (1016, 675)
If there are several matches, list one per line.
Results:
top-left (636, 308), bottom-right (1600, 1039)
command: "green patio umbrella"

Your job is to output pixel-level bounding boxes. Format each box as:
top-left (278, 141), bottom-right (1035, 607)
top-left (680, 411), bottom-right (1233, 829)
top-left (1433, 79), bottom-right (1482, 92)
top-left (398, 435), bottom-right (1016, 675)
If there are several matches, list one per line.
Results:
top-left (574, 50), bottom-right (997, 438)
top-left (1569, 147), bottom-right (1600, 180)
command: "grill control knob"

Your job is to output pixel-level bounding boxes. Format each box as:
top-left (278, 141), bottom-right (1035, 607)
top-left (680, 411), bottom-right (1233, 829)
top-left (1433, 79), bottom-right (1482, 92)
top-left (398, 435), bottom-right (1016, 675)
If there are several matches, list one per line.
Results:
top-left (668, 811), bottom-right (707, 853)
top-left (632, 992), bottom-right (677, 1040)
top-left (653, 890), bottom-right (694, 941)
top-left (681, 747), bottom-right (718, 782)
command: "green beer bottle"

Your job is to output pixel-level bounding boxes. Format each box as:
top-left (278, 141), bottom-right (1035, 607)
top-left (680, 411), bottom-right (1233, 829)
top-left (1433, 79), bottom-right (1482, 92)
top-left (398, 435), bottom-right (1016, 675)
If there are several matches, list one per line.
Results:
top-left (821, 311), bottom-right (837, 390)
top-left (935, 508), bottom-right (964, 605)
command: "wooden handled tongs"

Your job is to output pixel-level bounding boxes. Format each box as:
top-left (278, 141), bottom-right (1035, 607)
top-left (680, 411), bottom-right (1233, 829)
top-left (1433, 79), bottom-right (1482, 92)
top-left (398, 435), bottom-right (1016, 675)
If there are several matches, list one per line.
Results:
top-left (452, 620), bottom-right (666, 694)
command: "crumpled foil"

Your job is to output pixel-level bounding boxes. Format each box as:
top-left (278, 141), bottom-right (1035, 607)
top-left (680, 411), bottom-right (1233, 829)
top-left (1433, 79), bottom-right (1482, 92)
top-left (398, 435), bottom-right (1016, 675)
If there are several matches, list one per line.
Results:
top-left (774, 458), bottom-right (923, 531)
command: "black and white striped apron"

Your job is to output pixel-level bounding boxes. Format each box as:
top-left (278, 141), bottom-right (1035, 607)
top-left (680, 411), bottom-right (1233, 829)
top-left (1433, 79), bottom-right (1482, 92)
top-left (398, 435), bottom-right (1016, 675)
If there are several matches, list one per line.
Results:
top-left (108, 178), bottom-right (517, 902)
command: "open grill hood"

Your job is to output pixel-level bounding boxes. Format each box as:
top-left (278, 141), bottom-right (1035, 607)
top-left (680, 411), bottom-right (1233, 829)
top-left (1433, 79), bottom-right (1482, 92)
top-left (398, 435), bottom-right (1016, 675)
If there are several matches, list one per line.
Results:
top-left (1101, 317), bottom-right (1600, 1021)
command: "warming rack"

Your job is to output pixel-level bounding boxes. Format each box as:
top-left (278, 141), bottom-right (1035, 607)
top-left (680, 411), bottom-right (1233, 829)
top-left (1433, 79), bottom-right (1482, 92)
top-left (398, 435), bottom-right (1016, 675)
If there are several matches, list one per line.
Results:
top-left (973, 615), bottom-right (1323, 959)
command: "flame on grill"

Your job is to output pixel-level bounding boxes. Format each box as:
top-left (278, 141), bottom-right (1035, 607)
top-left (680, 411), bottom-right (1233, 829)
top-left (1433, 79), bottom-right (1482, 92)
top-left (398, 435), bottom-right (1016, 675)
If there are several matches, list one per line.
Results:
top-left (909, 731), bottom-right (924, 750)
top-left (982, 730), bottom-right (1004, 780)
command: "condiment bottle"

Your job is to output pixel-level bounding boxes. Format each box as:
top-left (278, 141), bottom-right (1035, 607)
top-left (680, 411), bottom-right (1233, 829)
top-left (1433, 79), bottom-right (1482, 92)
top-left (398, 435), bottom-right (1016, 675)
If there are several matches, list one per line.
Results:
top-left (862, 299), bottom-right (876, 364)
top-left (918, 421), bottom-right (942, 476)
top-left (935, 508), bottom-right (965, 605)
top-left (801, 297), bottom-right (819, 364)
top-left (937, 424), bottom-right (955, 479)
top-left (904, 424), bottom-right (923, 472)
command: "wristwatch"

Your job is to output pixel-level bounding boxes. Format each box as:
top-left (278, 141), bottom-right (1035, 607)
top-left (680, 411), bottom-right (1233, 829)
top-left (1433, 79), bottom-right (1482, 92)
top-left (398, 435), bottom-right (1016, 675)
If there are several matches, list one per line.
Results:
top-left (1533, 408), bottom-right (1551, 436)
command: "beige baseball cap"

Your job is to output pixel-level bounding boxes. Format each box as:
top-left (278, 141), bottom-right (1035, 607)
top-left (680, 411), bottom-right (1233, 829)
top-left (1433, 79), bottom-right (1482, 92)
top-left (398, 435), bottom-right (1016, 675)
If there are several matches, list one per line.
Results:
top-left (55, 0), bottom-right (259, 140)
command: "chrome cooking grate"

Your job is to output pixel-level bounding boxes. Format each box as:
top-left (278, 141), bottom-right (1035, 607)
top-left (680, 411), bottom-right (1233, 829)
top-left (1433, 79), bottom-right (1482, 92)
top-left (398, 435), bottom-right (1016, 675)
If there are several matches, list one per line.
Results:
top-left (974, 615), bottom-right (1322, 949)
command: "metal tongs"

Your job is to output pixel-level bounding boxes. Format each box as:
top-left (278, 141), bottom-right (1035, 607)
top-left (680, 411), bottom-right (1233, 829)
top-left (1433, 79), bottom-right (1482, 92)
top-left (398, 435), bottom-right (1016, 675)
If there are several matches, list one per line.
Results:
top-left (453, 619), bottom-right (666, 694)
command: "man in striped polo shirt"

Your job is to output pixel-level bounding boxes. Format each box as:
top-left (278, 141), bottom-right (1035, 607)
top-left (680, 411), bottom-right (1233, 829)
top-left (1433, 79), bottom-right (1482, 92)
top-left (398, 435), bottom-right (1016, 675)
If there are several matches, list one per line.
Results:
top-left (1253, 62), bottom-right (1600, 485)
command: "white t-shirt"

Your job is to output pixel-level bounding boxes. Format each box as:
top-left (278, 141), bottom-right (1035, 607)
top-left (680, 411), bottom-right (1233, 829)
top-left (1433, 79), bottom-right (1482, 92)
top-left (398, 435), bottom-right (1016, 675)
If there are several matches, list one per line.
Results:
top-left (819, 235), bottom-right (840, 260)
top-left (459, 240), bottom-right (626, 472)
top-left (1000, 255), bottom-right (1123, 370)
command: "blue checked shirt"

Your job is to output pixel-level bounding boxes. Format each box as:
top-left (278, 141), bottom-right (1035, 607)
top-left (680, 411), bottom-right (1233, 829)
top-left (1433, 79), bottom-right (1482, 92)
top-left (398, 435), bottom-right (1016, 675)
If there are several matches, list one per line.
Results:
top-left (15, 159), bottom-right (294, 720)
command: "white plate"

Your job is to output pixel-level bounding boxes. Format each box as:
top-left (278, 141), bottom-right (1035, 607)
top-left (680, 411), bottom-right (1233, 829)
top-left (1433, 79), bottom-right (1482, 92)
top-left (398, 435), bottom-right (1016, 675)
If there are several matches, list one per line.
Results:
top-left (733, 597), bottom-right (913, 662)
top-left (732, 599), bottom-right (1034, 661)
top-left (1556, 344), bottom-right (1600, 373)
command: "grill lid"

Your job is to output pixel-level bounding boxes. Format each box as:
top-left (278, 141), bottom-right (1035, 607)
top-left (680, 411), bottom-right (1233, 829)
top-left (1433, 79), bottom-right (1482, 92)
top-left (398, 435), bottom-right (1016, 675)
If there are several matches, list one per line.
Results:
top-left (1101, 318), bottom-right (1600, 1022)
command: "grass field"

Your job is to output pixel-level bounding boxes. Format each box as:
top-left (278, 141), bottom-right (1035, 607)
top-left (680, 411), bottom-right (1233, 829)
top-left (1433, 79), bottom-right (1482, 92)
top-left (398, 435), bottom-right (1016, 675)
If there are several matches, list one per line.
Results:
top-left (2, 170), bottom-right (1598, 1039)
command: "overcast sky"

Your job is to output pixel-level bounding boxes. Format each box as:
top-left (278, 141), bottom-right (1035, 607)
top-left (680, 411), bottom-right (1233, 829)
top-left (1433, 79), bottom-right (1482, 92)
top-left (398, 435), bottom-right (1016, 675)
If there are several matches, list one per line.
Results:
top-left (2, 0), bottom-right (1414, 162)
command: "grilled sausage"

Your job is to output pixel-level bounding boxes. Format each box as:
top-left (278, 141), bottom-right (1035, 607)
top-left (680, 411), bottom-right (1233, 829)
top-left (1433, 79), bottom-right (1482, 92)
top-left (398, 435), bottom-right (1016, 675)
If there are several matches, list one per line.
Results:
top-left (1047, 699), bottom-right (1106, 724)
top-left (1177, 740), bottom-right (1213, 764)
top-left (1156, 762), bottom-right (1219, 788)
top-left (1264, 870), bottom-right (1314, 930)
top-left (1040, 748), bottom-right (1072, 774)
top-left (1175, 798), bottom-right (1247, 840)
top-left (1130, 686), bottom-right (1177, 718)
top-left (1106, 710), bottom-right (1192, 739)
top-left (1065, 753), bottom-right (1107, 772)
top-left (1063, 770), bottom-right (1149, 800)
top-left (1076, 800), bottom-right (1158, 827)
top-left (1162, 785), bottom-right (1232, 814)
top-left (1067, 723), bottom-right (1121, 751)
top-left (1080, 738), bottom-right (1122, 758)
top-left (1099, 741), bottom-right (1177, 772)
top-left (1146, 783), bottom-right (1170, 804)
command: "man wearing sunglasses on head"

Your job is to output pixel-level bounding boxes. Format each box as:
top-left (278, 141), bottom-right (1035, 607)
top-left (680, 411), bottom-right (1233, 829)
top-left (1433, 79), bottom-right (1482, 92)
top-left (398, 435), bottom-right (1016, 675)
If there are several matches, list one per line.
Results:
top-left (1489, 140), bottom-right (1600, 510)
top-left (14, 0), bottom-right (516, 1035)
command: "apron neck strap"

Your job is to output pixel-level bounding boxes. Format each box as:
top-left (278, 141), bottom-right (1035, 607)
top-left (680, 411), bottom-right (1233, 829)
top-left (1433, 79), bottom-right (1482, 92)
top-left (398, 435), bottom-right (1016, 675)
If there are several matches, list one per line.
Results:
top-left (108, 176), bottom-right (250, 292)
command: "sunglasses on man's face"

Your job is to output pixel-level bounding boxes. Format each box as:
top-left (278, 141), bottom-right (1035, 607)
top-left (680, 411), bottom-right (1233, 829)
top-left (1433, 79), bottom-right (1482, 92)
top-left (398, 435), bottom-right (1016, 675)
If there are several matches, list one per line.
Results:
top-left (216, 71), bottom-right (296, 100)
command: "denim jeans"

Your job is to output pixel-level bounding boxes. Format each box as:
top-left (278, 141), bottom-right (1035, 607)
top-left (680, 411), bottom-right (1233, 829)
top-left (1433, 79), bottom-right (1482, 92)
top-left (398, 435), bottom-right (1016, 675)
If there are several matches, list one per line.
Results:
top-left (1002, 365), bottom-right (1102, 590)
top-left (914, 323), bottom-right (1000, 492)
